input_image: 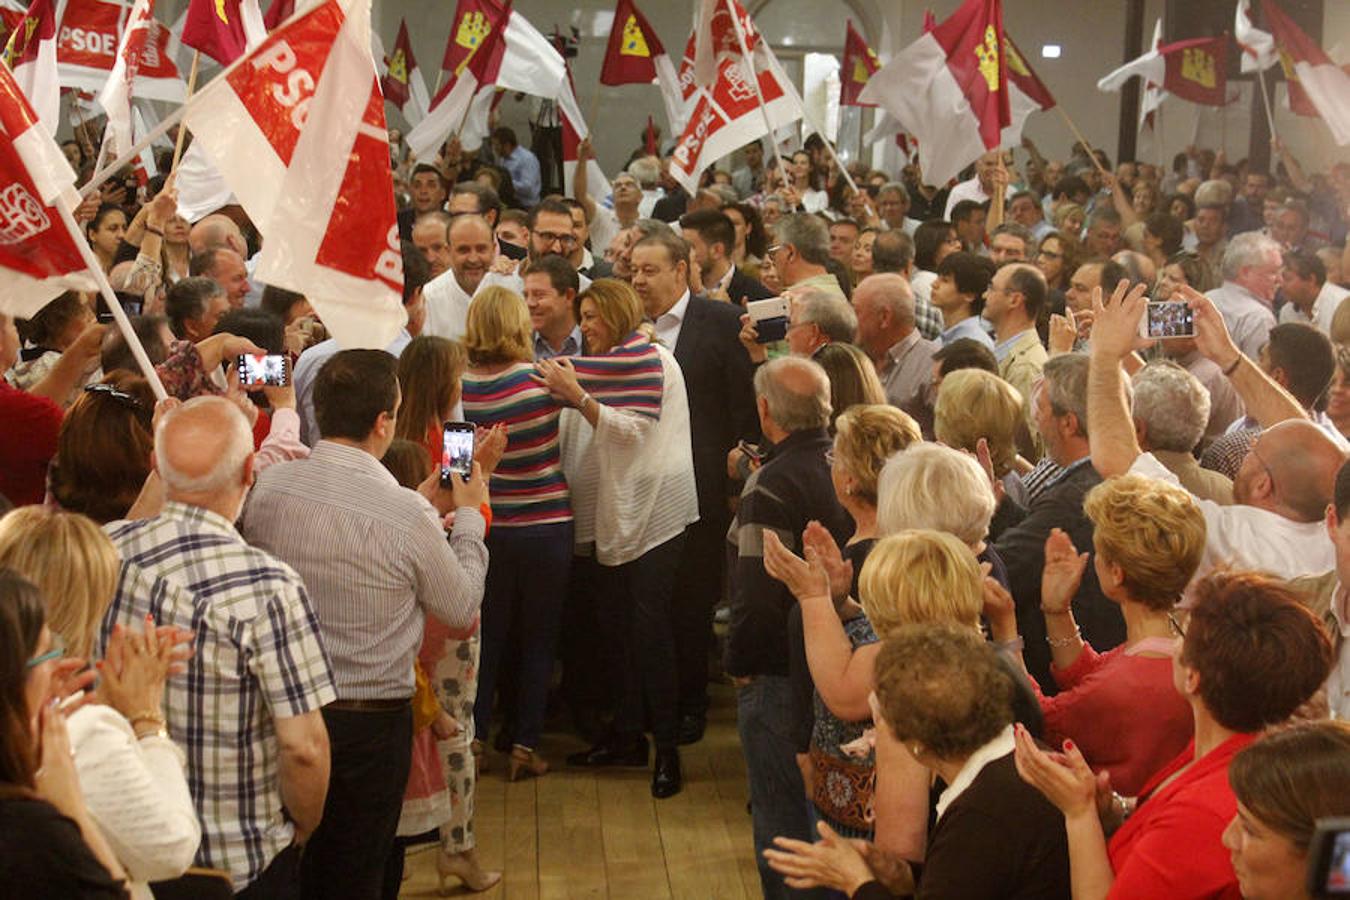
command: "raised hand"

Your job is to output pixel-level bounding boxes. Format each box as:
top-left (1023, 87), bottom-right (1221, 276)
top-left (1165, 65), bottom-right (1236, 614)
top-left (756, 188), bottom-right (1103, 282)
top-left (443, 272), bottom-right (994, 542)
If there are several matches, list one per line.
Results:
top-left (1041, 528), bottom-right (1088, 615)
top-left (762, 530), bottom-right (830, 604)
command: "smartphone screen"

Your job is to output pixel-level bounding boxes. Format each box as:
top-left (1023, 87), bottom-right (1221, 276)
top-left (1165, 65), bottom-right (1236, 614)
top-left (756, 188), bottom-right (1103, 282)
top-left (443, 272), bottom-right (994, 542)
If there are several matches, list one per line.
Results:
top-left (441, 423), bottom-right (475, 486)
top-left (1144, 301), bottom-right (1195, 339)
top-left (237, 353), bottom-right (289, 387)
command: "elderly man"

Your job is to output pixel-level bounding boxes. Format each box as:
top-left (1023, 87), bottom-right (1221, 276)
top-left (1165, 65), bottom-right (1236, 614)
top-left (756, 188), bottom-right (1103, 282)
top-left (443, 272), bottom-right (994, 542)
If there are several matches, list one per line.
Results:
top-left (740, 289), bottom-right (857, 364)
top-left (190, 246), bottom-right (251, 309)
top-left (102, 397), bottom-right (334, 895)
top-left (1009, 189), bottom-right (1054, 242)
top-left (989, 223), bottom-right (1033, 265)
top-left (630, 230), bottom-right (758, 742)
top-left (853, 273), bottom-right (939, 432)
top-left (410, 210), bottom-right (453, 278)
top-left (1207, 231), bottom-right (1283, 360)
top-left (421, 214), bottom-right (496, 341)
top-left (944, 149), bottom-right (1001, 218)
top-left (1090, 281), bottom-right (1343, 582)
top-left (1272, 201), bottom-right (1322, 255)
top-left (1083, 208), bottom-right (1123, 258)
top-left (1280, 251), bottom-right (1350, 335)
top-left (877, 182), bottom-right (920, 235)
top-left (242, 350), bottom-right (489, 900)
top-left (1132, 360), bottom-right (1233, 504)
top-left (725, 356), bottom-right (851, 900)
top-left (769, 213), bottom-right (846, 300)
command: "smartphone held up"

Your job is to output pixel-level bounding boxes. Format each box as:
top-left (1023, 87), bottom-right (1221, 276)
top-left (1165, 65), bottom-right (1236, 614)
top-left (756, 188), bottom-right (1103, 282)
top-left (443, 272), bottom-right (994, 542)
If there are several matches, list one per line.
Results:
top-left (441, 422), bottom-right (475, 487)
top-left (237, 354), bottom-right (289, 387)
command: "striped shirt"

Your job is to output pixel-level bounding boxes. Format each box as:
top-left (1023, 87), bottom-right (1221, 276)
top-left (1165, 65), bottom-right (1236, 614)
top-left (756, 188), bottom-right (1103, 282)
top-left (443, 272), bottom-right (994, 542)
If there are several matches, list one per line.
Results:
top-left (240, 441), bottom-right (488, 699)
top-left (101, 502), bottom-right (336, 891)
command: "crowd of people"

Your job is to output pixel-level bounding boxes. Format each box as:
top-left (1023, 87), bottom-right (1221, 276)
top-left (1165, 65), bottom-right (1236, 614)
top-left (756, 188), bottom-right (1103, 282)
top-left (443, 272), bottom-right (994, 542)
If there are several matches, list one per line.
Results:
top-left (3, 110), bottom-right (1350, 900)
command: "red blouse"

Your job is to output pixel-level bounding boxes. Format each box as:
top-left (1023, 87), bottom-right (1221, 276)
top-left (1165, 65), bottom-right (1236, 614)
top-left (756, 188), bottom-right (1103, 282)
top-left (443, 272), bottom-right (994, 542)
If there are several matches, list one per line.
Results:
top-left (1106, 732), bottom-right (1254, 899)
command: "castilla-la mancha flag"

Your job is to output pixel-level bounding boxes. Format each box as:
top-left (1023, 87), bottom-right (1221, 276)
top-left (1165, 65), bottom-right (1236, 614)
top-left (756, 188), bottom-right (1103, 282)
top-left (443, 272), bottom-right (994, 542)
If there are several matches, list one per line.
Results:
top-left (381, 18), bottom-right (430, 123)
top-left (859, 0), bottom-right (1009, 189)
top-left (1262, 0), bottom-right (1350, 144)
top-left (1097, 34), bottom-right (1230, 108)
top-left (181, 0), bottom-right (266, 66)
top-left (0, 58), bottom-right (96, 318)
top-left (2, 0), bottom-right (60, 136)
top-left (182, 0), bottom-right (405, 349)
top-left (840, 20), bottom-right (879, 107)
top-left (599, 0), bottom-right (684, 133)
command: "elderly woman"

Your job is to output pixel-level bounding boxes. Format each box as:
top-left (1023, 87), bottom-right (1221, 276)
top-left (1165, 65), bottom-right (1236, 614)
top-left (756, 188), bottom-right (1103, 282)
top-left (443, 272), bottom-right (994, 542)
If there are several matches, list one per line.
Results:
top-left (1224, 721), bottom-right (1350, 900)
top-left (934, 367), bottom-right (1031, 504)
top-left (762, 625), bottom-right (1070, 898)
top-left (1016, 571), bottom-right (1334, 898)
top-left (536, 279), bottom-right (697, 798)
top-left (982, 476), bottom-right (1200, 796)
top-left (0, 508), bottom-right (198, 899)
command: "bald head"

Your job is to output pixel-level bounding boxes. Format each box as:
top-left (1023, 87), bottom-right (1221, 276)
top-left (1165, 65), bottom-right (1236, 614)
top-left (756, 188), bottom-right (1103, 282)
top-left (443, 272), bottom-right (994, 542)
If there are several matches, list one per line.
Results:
top-left (189, 214), bottom-right (246, 257)
top-left (448, 214), bottom-right (495, 295)
top-left (853, 273), bottom-right (915, 361)
top-left (156, 397), bottom-right (254, 508)
top-left (754, 355), bottom-right (831, 434)
top-left (1243, 420), bottom-right (1347, 522)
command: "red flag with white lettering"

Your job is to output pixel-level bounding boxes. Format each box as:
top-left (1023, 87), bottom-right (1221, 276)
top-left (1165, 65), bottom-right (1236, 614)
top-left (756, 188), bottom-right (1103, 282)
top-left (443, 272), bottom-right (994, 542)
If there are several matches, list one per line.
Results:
top-left (0, 57), bottom-right (95, 317)
top-left (182, 0), bottom-right (405, 349)
top-left (56, 0), bottom-right (184, 101)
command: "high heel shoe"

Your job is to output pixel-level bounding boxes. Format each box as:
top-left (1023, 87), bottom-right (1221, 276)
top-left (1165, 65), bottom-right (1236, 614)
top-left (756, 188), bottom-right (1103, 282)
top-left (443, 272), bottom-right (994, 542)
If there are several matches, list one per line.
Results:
top-left (470, 739), bottom-right (487, 776)
top-left (508, 744), bottom-right (549, 781)
top-left (436, 847), bottom-right (502, 894)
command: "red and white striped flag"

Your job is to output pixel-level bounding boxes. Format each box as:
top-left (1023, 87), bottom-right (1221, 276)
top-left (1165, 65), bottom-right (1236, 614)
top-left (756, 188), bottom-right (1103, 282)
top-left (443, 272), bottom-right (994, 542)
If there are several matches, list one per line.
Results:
top-left (2, 0), bottom-right (60, 135)
top-left (56, 0), bottom-right (185, 102)
top-left (182, 0), bottom-right (405, 349)
top-left (859, 0), bottom-right (1009, 188)
top-left (0, 57), bottom-right (95, 317)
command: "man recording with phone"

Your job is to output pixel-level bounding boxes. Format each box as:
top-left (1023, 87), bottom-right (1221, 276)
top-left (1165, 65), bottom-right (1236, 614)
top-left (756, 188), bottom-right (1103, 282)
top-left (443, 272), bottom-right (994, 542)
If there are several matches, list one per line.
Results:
top-left (240, 349), bottom-right (490, 900)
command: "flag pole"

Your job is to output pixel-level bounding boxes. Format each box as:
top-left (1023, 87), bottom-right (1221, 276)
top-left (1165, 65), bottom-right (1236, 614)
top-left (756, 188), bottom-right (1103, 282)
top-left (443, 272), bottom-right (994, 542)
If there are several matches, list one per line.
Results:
top-left (1055, 106), bottom-right (1112, 183)
top-left (169, 50), bottom-right (201, 172)
top-left (1255, 66), bottom-right (1277, 138)
top-left (723, 8), bottom-right (786, 189)
top-left (53, 197), bottom-right (168, 400)
top-left (81, 102), bottom-right (188, 197)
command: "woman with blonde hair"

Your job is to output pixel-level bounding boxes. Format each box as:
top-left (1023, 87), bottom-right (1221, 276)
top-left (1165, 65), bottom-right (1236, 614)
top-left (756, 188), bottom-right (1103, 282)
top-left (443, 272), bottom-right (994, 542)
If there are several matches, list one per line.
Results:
top-left (535, 278), bottom-right (692, 797)
top-left (0, 507), bottom-right (198, 899)
top-left (814, 343), bottom-right (887, 432)
top-left (934, 368), bottom-right (1031, 500)
top-left (983, 475), bottom-right (1202, 795)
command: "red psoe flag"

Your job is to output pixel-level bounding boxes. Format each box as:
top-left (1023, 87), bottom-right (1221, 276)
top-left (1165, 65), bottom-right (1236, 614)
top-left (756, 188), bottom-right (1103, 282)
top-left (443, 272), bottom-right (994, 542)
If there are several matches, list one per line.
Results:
top-left (839, 20), bottom-right (879, 108)
top-left (858, 0), bottom-right (1009, 188)
top-left (1262, 0), bottom-right (1350, 142)
top-left (0, 58), bottom-right (95, 318)
top-left (182, 0), bottom-right (266, 65)
top-left (182, 0), bottom-right (406, 349)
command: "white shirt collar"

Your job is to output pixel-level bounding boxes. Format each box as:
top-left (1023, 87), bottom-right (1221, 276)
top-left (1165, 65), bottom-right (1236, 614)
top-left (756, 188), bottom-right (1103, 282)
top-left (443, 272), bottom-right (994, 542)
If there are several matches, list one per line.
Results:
top-left (935, 724), bottom-right (1015, 821)
top-left (656, 289), bottom-right (692, 326)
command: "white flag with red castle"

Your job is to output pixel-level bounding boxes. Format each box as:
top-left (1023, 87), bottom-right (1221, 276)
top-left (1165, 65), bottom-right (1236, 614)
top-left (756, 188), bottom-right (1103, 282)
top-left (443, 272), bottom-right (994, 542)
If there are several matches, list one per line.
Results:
top-left (0, 57), bottom-right (96, 318)
top-left (182, 0), bottom-right (405, 349)
top-left (668, 0), bottom-right (804, 196)
top-left (557, 73), bottom-right (608, 204)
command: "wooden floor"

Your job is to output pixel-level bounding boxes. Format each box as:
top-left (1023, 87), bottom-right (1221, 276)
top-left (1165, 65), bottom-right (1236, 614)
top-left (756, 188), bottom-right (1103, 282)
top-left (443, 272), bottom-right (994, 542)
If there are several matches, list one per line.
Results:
top-left (399, 684), bottom-right (759, 899)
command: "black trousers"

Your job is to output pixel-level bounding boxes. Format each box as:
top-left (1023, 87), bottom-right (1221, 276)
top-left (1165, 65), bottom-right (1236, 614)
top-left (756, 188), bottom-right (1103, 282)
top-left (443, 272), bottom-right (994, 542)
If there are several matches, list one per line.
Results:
top-left (300, 703), bottom-right (413, 900)
top-left (600, 533), bottom-right (686, 748)
top-left (671, 514), bottom-right (729, 718)
top-left (235, 844), bottom-right (302, 900)
top-left (560, 553), bottom-right (608, 719)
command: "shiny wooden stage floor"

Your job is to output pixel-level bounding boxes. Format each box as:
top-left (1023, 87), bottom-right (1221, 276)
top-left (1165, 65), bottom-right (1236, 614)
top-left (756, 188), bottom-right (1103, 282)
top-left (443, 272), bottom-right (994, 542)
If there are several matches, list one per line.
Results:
top-left (398, 683), bottom-right (759, 899)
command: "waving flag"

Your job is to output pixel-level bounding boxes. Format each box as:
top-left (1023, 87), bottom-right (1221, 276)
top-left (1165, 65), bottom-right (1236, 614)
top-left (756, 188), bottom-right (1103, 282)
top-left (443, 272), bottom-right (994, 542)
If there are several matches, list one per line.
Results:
top-left (839, 20), bottom-right (879, 108)
top-left (1263, 0), bottom-right (1350, 143)
top-left (182, 0), bottom-right (404, 349)
top-left (96, 0), bottom-right (159, 158)
top-left (0, 57), bottom-right (95, 317)
top-left (1097, 35), bottom-right (1230, 107)
top-left (558, 78), bottom-right (609, 203)
top-left (599, 0), bottom-right (684, 132)
top-left (2, 0), bottom-right (59, 135)
top-left (381, 18), bottom-right (429, 123)
top-left (181, 0), bottom-right (266, 66)
top-left (263, 0), bottom-right (295, 30)
top-left (1235, 0), bottom-right (1276, 73)
top-left (56, 0), bottom-right (185, 102)
top-left (859, 0), bottom-right (1010, 189)
top-left (1138, 18), bottom-right (1167, 130)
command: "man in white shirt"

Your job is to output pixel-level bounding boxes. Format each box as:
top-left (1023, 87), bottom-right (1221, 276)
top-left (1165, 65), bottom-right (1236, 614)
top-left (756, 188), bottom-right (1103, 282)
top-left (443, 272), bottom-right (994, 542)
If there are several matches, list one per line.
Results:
top-left (1293, 463), bottom-right (1350, 717)
top-left (1088, 280), bottom-right (1344, 581)
top-left (1280, 251), bottom-right (1350, 335)
top-left (943, 150), bottom-right (1001, 219)
top-left (877, 183), bottom-right (921, 235)
top-left (1206, 231), bottom-right (1282, 360)
top-left (422, 214), bottom-right (495, 341)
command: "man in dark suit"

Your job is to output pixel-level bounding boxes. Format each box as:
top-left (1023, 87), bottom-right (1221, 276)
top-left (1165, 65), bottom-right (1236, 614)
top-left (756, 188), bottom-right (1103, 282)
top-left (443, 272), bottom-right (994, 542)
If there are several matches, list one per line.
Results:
top-left (631, 230), bottom-right (759, 742)
top-left (396, 164), bottom-right (448, 241)
top-left (681, 209), bottom-right (773, 306)
top-left (991, 352), bottom-right (1124, 693)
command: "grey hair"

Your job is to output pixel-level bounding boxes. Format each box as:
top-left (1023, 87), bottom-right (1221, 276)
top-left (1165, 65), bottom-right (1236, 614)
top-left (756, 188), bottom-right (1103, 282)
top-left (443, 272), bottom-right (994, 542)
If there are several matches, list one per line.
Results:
top-left (626, 157), bottom-right (660, 188)
top-left (754, 356), bottom-right (831, 432)
top-left (794, 290), bottom-right (857, 344)
top-left (155, 396), bottom-right (254, 494)
top-left (773, 213), bottom-right (831, 266)
top-left (990, 222), bottom-right (1033, 247)
top-left (1132, 360), bottom-right (1210, 453)
top-left (761, 194), bottom-right (788, 212)
top-left (876, 443), bottom-right (995, 546)
top-left (708, 184), bottom-right (739, 206)
top-left (1221, 231), bottom-right (1281, 282)
top-left (878, 182), bottom-right (910, 203)
top-left (1040, 353), bottom-right (1091, 438)
top-left (1194, 179), bottom-right (1234, 209)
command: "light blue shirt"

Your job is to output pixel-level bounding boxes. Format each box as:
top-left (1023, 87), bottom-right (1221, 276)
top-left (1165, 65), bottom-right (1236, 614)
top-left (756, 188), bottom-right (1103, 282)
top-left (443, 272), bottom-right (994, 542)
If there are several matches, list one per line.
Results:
top-left (941, 316), bottom-right (995, 349)
top-left (294, 329), bottom-right (412, 446)
top-left (534, 325), bottom-right (582, 361)
top-left (992, 331), bottom-right (1023, 363)
top-left (501, 145), bottom-right (542, 207)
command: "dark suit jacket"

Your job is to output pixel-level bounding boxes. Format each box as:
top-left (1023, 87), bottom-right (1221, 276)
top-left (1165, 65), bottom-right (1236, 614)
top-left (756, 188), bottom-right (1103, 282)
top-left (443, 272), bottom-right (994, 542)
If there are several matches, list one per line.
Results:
top-left (992, 459), bottom-right (1125, 694)
top-left (673, 295), bottom-right (760, 522)
top-left (652, 188), bottom-right (688, 223)
top-left (727, 266), bottom-right (774, 304)
top-left (583, 258), bottom-right (615, 280)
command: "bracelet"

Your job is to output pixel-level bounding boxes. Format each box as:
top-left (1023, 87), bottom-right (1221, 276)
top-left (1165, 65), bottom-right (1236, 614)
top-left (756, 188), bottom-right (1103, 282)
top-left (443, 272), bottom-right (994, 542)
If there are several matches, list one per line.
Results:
top-left (994, 636), bottom-right (1025, 654)
top-left (144, 224), bottom-right (164, 236)
top-left (135, 724), bottom-right (169, 741)
top-left (1046, 626), bottom-right (1082, 648)
top-left (1221, 354), bottom-right (1243, 376)
top-left (576, 392), bottom-right (592, 410)
top-left (128, 710), bottom-right (166, 729)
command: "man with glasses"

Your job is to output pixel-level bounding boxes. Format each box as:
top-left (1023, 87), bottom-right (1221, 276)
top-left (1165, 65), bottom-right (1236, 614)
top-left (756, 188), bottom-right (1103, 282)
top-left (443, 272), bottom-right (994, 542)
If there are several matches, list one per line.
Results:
top-left (876, 182), bottom-right (920, 235)
top-left (479, 199), bottom-right (594, 297)
top-left (767, 214), bottom-right (846, 301)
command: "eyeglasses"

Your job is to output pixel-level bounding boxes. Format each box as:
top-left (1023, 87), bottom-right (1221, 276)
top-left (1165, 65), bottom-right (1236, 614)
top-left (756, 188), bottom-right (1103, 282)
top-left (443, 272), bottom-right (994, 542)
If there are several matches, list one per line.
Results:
top-left (84, 383), bottom-right (144, 410)
top-left (535, 231), bottom-right (577, 248)
top-left (766, 244), bottom-right (785, 257)
top-left (27, 632), bottom-right (65, 669)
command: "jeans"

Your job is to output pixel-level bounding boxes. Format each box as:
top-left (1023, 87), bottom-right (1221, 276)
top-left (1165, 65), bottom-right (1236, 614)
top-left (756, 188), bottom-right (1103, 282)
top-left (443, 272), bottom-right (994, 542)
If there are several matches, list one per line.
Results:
top-left (599, 532), bottom-right (685, 748)
top-left (737, 676), bottom-right (826, 900)
top-left (301, 704), bottom-right (413, 900)
top-left (474, 522), bottom-right (573, 750)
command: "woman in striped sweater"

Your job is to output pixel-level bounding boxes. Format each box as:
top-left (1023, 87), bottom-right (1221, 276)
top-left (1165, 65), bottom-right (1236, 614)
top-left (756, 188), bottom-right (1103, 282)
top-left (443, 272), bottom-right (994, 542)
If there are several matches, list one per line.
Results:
top-left (536, 279), bottom-right (697, 799)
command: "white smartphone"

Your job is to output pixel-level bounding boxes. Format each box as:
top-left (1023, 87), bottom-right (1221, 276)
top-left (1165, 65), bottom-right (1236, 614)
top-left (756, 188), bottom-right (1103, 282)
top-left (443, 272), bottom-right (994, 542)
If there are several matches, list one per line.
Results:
top-left (1139, 301), bottom-right (1196, 340)
top-left (747, 296), bottom-right (790, 343)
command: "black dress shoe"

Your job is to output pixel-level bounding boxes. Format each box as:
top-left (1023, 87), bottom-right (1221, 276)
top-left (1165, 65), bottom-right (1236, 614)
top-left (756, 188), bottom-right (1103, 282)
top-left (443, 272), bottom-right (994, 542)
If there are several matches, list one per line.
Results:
top-left (652, 747), bottom-right (682, 799)
top-left (492, 728), bottom-right (513, 754)
top-left (676, 713), bottom-right (706, 746)
top-left (566, 737), bottom-right (649, 768)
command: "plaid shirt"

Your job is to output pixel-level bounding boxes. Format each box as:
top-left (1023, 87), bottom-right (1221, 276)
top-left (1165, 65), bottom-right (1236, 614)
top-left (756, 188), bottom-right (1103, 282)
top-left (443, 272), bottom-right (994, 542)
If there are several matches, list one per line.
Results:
top-left (101, 502), bottom-right (336, 892)
top-left (913, 296), bottom-right (944, 342)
